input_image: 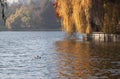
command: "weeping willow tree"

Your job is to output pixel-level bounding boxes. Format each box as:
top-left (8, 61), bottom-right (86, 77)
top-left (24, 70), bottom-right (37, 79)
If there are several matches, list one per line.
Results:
top-left (53, 0), bottom-right (120, 34)
top-left (0, 0), bottom-right (8, 25)
top-left (53, 0), bottom-right (92, 34)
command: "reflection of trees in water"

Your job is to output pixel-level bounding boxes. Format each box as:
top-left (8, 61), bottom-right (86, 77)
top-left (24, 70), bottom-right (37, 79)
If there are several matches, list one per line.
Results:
top-left (55, 40), bottom-right (120, 79)
top-left (55, 40), bottom-right (92, 78)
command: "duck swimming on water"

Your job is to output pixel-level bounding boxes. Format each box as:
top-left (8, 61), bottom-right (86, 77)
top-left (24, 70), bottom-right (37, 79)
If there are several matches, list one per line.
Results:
top-left (34, 55), bottom-right (41, 59)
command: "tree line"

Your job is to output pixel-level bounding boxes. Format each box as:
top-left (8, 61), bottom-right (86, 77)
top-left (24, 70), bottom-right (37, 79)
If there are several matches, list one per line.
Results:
top-left (0, 0), bottom-right (60, 31)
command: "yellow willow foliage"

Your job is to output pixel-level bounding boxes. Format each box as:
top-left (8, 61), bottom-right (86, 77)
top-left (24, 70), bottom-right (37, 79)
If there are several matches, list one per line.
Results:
top-left (56, 0), bottom-right (73, 34)
top-left (55, 0), bottom-right (92, 34)
top-left (72, 0), bottom-right (92, 33)
top-left (6, 6), bottom-right (30, 29)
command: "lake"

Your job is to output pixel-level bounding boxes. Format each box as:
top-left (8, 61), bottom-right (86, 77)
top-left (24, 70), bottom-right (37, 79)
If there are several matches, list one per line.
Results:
top-left (0, 31), bottom-right (119, 79)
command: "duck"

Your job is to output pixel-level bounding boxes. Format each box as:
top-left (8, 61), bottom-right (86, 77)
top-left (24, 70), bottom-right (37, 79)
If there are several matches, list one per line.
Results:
top-left (34, 55), bottom-right (41, 59)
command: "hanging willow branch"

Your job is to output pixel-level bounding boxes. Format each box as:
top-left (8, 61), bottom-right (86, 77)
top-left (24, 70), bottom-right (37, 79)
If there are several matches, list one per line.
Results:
top-left (54, 0), bottom-right (120, 34)
top-left (0, 0), bottom-right (8, 25)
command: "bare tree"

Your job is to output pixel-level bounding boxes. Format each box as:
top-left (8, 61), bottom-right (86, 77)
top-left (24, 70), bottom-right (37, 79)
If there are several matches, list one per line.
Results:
top-left (0, 0), bottom-right (8, 25)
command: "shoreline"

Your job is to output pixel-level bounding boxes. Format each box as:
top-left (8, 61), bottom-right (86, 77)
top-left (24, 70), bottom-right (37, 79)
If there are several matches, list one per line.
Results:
top-left (84, 32), bottom-right (120, 42)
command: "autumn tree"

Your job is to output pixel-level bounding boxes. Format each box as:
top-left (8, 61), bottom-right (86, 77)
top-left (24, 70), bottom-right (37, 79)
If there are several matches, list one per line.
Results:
top-left (54, 0), bottom-right (120, 34)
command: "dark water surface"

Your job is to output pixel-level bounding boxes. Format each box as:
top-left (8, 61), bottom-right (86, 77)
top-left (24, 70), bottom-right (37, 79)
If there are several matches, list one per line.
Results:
top-left (0, 32), bottom-right (119, 79)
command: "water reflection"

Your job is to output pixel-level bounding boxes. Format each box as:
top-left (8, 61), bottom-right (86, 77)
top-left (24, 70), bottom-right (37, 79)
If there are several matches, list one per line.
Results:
top-left (55, 40), bottom-right (120, 79)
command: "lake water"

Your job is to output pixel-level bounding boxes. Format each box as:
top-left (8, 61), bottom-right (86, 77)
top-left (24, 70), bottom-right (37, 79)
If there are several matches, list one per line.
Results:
top-left (0, 31), bottom-right (119, 79)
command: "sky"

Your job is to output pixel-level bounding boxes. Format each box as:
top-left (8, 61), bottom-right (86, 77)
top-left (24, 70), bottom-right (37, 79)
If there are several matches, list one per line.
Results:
top-left (7, 0), bottom-right (18, 3)
top-left (7, 0), bottom-right (54, 3)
